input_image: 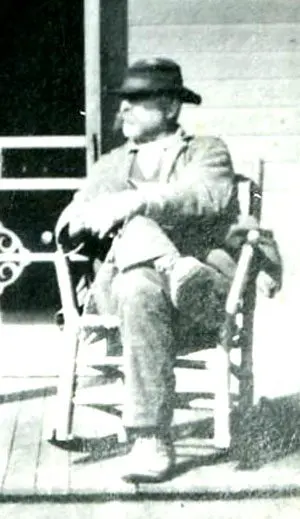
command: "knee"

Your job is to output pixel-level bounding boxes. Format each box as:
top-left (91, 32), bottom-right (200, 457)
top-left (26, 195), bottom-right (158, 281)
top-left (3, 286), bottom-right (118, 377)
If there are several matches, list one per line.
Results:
top-left (112, 266), bottom-right (166, 307)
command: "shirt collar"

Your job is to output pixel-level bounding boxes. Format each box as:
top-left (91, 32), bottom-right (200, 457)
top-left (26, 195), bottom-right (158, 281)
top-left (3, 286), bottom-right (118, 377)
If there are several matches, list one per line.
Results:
top-left (127, 126), bottom-right (190, 154)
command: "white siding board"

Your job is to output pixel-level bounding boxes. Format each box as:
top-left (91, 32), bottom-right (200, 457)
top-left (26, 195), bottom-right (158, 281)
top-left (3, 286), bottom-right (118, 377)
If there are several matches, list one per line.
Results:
top-left (129, 24), bottom-right (300, 54)
top-left (129, 0), bottom-right (300, 26)
top-left (263, 162), bottom-right (300, 192)
top-left (224, 136), bottom-right (300, 163)
top-left (176, 79), bottom-right (300, 108)
top-left (180, 106), bottom-right (300, 136)
top-left (129, 52), bottom-right (300, 80)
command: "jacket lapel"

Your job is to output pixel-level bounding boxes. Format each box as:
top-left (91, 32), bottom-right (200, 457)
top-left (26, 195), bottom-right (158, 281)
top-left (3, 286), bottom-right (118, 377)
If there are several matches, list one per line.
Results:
top-left (159, 133), bottom-right (190, 182)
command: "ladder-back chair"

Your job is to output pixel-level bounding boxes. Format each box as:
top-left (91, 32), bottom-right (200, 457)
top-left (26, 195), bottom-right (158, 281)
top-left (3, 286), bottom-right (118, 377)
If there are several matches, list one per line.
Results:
top-left (50, 160), bottom-right (265, 451)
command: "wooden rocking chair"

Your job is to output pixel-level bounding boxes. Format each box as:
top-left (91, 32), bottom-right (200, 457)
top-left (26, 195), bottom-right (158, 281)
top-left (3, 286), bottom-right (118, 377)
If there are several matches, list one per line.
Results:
top-left (49, 160), bottom-right (270, 451)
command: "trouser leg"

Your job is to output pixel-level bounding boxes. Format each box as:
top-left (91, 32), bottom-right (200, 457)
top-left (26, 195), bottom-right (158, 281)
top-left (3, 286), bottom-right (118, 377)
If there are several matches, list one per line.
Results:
top-left (88, 216), bottom-right (230, 433)
top-left (112, 266), bottom-right (176, 434)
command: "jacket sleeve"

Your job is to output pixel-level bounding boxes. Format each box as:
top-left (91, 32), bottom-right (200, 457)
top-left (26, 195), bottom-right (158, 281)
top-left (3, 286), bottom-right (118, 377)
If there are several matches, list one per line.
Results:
top-left (138, 137), bottom-right (235, 225)
top-left (72, 148), bottom-right (130, 204)
top-left (56, 146), bottom-right (129, 233)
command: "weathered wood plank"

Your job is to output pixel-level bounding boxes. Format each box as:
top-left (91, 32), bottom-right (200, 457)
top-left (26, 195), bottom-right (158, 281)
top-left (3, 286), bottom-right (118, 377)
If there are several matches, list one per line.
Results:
top-left (2, 398), bottom-right (44, 493)
top-left (130, 51), bottom-right (300, 81)
top-left (35, 395), bottom-right (70, 494)
top-left (129, 0), bottom-right (300, 25)
top-left (180, 106), bottom-right (300, 136)
top-left (130, 24), bottom-right (300, 54)
top-left (0, 401), bottom-right (20, 491)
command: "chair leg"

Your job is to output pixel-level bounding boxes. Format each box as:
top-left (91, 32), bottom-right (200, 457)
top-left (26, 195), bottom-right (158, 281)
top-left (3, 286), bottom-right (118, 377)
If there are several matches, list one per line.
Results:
top-left (239, 289), bottom-right (255, 415)
top-left (213, 335), bottom-right (231, 450)
top-left (239, 341), bottom-right (254, 416)
top-left (52, 326), bottom-right (79, 441)
top-left (51, 251), bottom-right (80, 442)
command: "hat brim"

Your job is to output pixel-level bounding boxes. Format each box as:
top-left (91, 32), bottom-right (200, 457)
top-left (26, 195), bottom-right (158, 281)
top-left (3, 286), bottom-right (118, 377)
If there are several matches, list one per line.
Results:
top-left (179, 87), bottom-right (202, 105)
top-left (111, 85), bottom-right (202, 105)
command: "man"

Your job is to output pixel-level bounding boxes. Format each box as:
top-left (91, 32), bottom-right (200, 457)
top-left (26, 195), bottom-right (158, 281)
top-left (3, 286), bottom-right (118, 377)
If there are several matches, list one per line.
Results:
top-left (57, 58), bottom-right (239, 482)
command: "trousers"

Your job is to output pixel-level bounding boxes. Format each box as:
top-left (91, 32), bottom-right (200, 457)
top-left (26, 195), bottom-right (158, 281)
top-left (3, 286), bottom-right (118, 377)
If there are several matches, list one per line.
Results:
top-left (86, 219), bottom-right (229, 432)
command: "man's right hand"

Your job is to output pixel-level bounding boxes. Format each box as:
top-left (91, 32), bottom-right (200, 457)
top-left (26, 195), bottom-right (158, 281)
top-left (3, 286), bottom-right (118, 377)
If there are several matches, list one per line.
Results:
top-left (55, 202), bottom-right (86, 243)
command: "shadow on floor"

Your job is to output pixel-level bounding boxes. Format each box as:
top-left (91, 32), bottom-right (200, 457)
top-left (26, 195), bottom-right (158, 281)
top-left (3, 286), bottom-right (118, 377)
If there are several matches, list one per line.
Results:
top-left (230, 393), bottom-right (300, 470)
top-left (49, 393), bottom-right (300, 476)
top-left (0, 385), bottom-right (56, 404)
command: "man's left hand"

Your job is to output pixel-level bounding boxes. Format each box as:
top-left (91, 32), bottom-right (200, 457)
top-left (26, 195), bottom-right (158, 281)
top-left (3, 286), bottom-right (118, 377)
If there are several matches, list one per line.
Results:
top-left (256, 270), bottom-right (279, 298)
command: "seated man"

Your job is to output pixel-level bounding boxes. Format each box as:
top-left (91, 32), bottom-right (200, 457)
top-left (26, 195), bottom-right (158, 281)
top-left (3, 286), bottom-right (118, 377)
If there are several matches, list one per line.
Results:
top-left (56, 58), bottom-right (240, 482)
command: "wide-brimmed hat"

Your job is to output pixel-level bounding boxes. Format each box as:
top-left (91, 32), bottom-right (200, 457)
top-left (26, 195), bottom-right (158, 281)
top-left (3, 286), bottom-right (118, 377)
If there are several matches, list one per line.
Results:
top-left (112, 58), bottom-right (202, 105)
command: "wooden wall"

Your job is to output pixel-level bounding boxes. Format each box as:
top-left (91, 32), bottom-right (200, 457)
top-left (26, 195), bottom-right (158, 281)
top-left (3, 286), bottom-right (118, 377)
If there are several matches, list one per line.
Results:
top-left (128, 0), bottom-right (300, 399)
top-left (128, 0), bottom-right (300, 164)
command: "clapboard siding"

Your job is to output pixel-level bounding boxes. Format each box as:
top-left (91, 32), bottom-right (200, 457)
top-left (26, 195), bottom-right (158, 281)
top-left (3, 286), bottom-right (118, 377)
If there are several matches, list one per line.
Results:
top-left (263, 163), bottom-right (300, 192)
top-left (129, 25), bottom-right (300, 54)
top-left (128, 5), bottom-right (300, 162)
top-left (127, 1), bottom-right (300, 399)
top-left (177, 79), bottom-right (299, 108)
top-left (130, 52), bottom-right (300, 80)
top-left (180, 106), bottom-right (300, 136)
top-left (129, 0), bottom-right (300, 25)
top-left (224, 136), bottom-right (300, 163)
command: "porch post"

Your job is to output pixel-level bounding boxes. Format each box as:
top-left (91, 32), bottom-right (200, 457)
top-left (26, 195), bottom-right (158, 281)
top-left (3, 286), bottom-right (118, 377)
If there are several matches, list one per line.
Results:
top-left (83, 0), bottom-right (128, 177)
top-left (84, 0), bottom-right (101, 176)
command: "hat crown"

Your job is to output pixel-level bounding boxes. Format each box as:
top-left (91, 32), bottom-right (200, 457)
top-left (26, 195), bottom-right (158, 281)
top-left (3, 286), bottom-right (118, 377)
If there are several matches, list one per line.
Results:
top-left (114, 57), bottom-right (201, 105)
top-left (131, 57), bottom-right (180, 70)
top-left (129, 58), bottom-right (183, 87)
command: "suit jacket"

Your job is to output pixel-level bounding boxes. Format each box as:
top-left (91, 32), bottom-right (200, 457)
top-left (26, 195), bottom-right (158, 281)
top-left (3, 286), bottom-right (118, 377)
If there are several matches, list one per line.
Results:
top-left (60, 128), bottom-right (282, 300)
top-left (69, 129), bottom-right (239, 264)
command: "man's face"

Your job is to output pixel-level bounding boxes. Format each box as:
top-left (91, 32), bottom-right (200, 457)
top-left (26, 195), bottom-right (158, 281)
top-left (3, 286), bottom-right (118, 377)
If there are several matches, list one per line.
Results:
top-left (119, 95), bottom-right (180, 143)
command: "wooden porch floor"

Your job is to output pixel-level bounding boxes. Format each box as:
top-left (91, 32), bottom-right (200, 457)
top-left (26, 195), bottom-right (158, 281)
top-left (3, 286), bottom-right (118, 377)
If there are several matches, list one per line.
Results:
top-left (1, 389), bottom-right (300, 499)
top-left (1, 323), bottom-right (300, 499)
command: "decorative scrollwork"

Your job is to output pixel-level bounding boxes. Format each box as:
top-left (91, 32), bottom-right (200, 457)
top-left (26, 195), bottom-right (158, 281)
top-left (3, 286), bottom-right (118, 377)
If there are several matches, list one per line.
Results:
top-left (0, 222), bottom-right (30, 294)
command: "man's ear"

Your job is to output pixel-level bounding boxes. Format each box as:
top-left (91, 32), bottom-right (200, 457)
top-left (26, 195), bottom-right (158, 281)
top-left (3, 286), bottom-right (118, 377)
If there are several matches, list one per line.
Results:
top-left (166, 99), bottom-right (181, 121)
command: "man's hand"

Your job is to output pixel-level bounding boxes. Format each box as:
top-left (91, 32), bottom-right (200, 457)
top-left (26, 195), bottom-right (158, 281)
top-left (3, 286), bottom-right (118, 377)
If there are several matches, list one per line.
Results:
top-left (55, 202), bottom-right (86, 242)
top-left (82, 190), bottom-right (146, 239)
top-left (256, 270), bottom-right (279, 298)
